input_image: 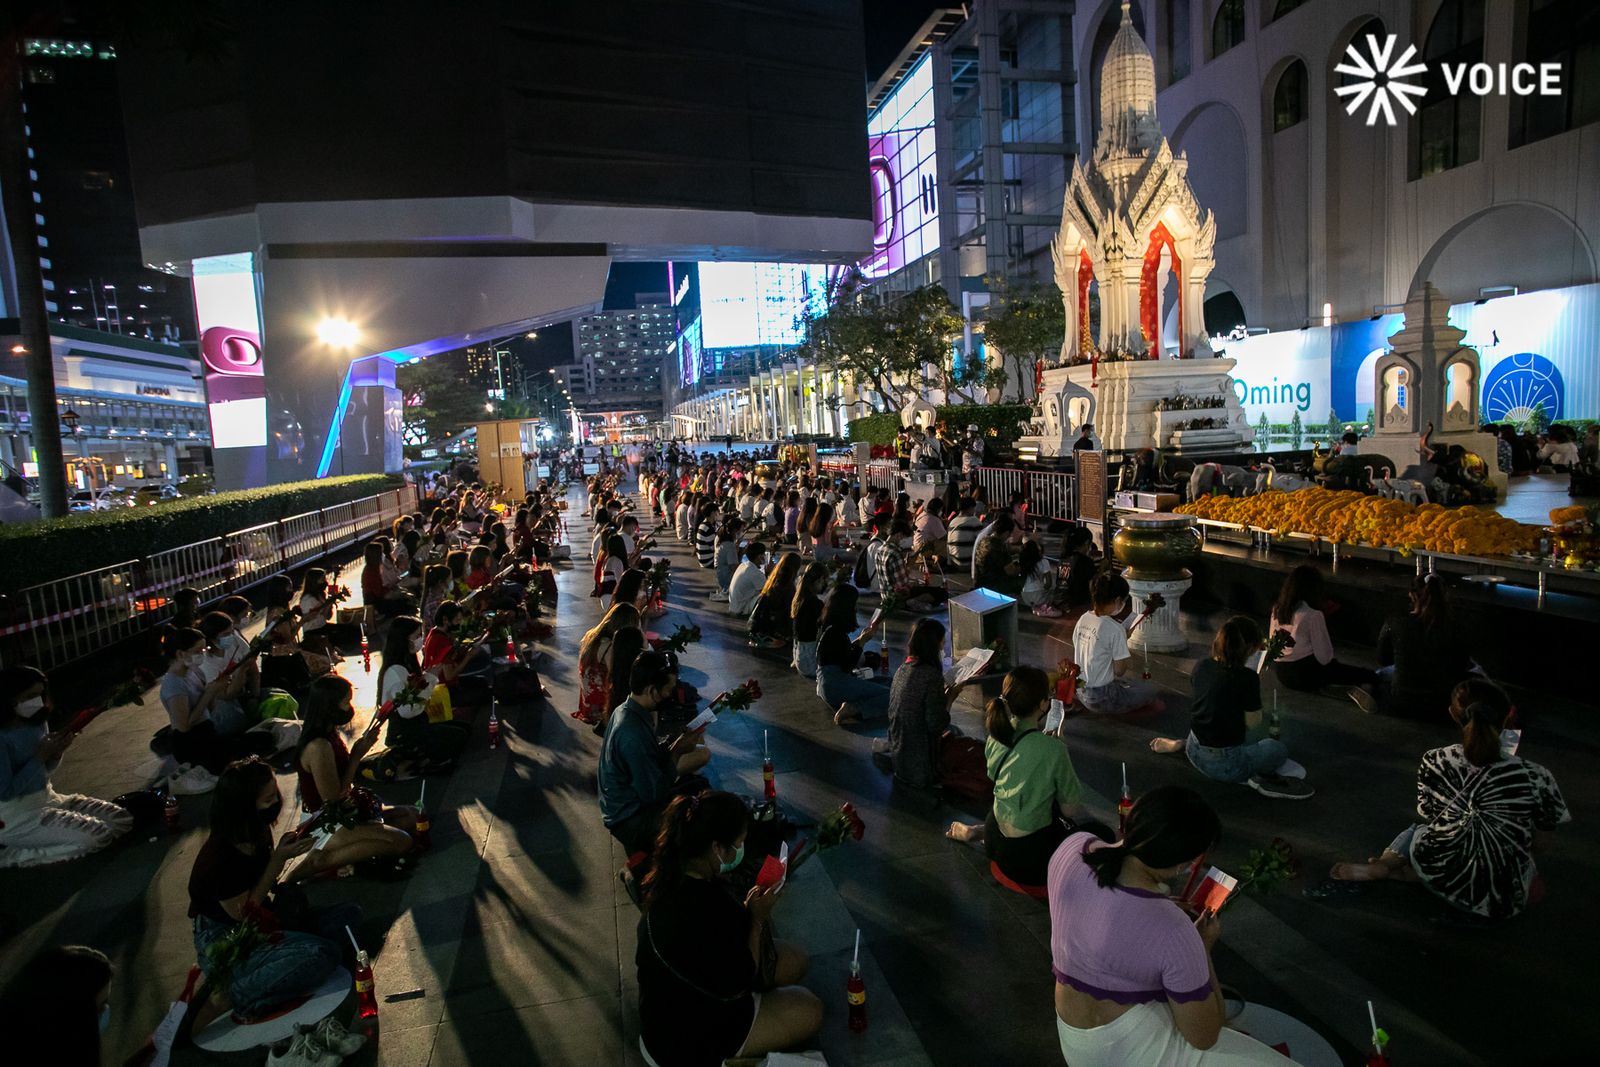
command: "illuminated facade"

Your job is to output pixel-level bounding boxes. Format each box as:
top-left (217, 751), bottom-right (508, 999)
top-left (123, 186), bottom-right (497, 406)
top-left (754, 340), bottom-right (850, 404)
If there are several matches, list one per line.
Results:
top-left (568, 295), bottom-right (672, 415)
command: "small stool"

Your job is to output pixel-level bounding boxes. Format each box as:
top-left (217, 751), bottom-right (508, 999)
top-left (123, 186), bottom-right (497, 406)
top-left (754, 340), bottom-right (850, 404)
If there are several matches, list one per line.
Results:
top-left (990, 861), bottom-right (1048, 900)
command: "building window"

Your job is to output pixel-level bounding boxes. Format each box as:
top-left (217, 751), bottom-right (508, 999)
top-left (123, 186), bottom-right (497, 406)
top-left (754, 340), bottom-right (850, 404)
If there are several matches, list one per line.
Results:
top-left (1414, 0), bottom-right (1484, 178)
top-left (1272, 60), bottom-right (1308, 131)
top-left (1271, 0), bottom-right (1307, 21)
top-left (1211, 0), bottom-right (1245, 58)
top-left (1164, 0), bottom-right (1191, 83)
top-left (1510, 0), bottom-right (1600, 148)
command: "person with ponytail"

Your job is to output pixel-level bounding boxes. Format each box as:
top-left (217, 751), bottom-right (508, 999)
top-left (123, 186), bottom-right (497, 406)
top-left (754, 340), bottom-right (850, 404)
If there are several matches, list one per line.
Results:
top-left (1316, 679), bottom-right (1568, 921)
top-left (1373, 573), bottom-right (1472, 718)
top-left (378, 616), bottom-right (470, 773)
top-left (1269, 564), bottom-right (1376, 710)
top-left (944, 666), bottom-right (1087, 887)
top-left (161, 627), bottom-right (274, 774)
top-left (636, 790), bottom-right (822, 1067)
top-left (1048, 787), bottom-right (1290, 1065)
top-left (1148, 617), bottom-right (1313, 800)
top-left (0, 667), bottom-right (133, 869)
top-left (185, 758), bottom-right (361, 1034)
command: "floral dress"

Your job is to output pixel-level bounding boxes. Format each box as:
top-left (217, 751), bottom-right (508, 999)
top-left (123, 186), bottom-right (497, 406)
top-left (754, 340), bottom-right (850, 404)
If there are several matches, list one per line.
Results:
top-left (1410, 744), bottom-right (1569, 919)
top-left (576, 638), bottom-right (612, 725)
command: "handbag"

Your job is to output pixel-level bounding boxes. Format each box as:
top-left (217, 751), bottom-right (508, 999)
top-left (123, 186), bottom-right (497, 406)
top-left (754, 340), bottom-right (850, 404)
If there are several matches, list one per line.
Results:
top-left (937, 730), bottom-right (994, 803)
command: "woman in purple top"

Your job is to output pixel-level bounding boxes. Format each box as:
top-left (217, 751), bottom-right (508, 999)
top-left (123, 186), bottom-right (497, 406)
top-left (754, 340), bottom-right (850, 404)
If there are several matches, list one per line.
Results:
top-left (1047, 787), bottom-right (1297, 1066)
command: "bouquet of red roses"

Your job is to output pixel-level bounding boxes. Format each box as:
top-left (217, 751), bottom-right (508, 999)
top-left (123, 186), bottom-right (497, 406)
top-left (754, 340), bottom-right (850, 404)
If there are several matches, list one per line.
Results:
top-left (653, 623), bottom-right (703, 654)
top-left (63, 666), bottom-right (160, 735)
top-left (789, 802), bottom-right (866, 874)
top-left (647, 558), bottom-right (673, 598)
top-left (1261, 629), bottom-right (1296, 666)
top-left (707, 678), bottom-right (763, 715)
top-left (326, 584), bottom-right (353, 606)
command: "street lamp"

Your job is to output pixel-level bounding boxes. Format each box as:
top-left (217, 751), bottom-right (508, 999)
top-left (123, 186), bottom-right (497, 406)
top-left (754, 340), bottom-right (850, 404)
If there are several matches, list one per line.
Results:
top-left (316, 317), bottom-right (360, 348)
top-left (60, 407), bottom-right (95, 506)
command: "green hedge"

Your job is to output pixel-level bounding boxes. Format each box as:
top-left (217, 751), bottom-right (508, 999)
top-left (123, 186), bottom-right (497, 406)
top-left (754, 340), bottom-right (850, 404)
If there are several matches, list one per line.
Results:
top-left (847, 404), bottom-right (1035, 447)
top-left (0, 475), bottom-right (399, 592)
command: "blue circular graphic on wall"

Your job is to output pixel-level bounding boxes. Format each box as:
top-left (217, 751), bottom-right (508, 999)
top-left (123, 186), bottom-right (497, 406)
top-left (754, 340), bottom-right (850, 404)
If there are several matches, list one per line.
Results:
top-left (1482, 352), bottom-right (1564, 423)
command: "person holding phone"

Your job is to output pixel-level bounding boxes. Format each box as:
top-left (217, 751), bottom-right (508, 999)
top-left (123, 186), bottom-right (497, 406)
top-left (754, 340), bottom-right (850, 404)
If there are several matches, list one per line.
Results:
top-left (1047, 787), bottom-right (1293, 1065)
top-left (599, 653), bottom-right (710, 857)
top-left (637, 789), bottom-right (821, 1067)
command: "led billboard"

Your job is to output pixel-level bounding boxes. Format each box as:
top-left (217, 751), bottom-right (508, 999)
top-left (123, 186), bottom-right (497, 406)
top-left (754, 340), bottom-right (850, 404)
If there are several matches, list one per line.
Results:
top-left (698, 262), bottom-right (829, 350)
top-left (192, 252), bottom-right (267, 448)
top-left (861, 54), bottom-right (939, 279)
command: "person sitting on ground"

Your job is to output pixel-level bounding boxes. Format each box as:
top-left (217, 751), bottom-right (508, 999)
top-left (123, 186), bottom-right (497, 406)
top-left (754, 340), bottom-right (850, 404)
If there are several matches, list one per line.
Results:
top-left (1149, 617), bottom-right (1312, 800)
top-left (594, 533), bottom-right (628, 599)
top-left (1019, 538), bottom-right (1067, 618)
top-left (293, 675), bottom-right (417, 876)
top-left (170, 586), bottom-right (202, 631)
top-left (875, 517), bottom-right (949, 611)
top-left (782, 489), bottom-right (802, 545)
top-left (675, 493), bottom-right (694, 541)
top-left (599, 652), bottom-right (710, 857)
top-left (748, 552), bottom-right (804, 650)
top-left (695, 503), bottom-right (719, 568)
top-left (1058, 525), bottom-right (1100, 608)
top-left (912, 497), bottom-right (949, 565)
top-left (361, 541), bottom-right (414, 619)
top-left (1314, 679), bottom-right (1568, 921)
top-left (577, 603), bottom-right (643, 726)
top-left (807, 501), bottom-right (838, 559)
top-left (297, 567), bottom-right (338, 659)
top-left (161, 627), bottom-right (275, 774)
top-left (464, 544), bottom-right (495, 590)
top-left (378, 616), bottom-right (471, 774)
top-left (798, 496), bottom-right (820, 555)
top-left (258, 610), bottom-right (329, 704)
top-left (445, 549), bottom-right (472, 601)
top-left (636, 790), bottom-right (823, 1066)
top-left (972, 513), bottom-right (1023, 595)
top-left (1049, 787), bottom-right (1290, 1065)
top-left (217, 595), bottom-right (263, 707)
top-left (1071, 572), bottom-right (1162, 716)
top-left (790, 561), bottom-right (829, 679)
top-left (605, 628), bottom-right (649, 727)
top-left (728, 541), bottom-right (769, 618)
top-left (1375, 574), bottom-right (1473, 719)
top-left (1270, 564), bottom-right (1376, 710)
top-left (880, 619), bottom-right (979, 785)
top-left (420, 563), bottom-right (453, 629)
top-left (710, 516), bottom-right (746, 603)
top-left (194, 611), bottom-right (259, 735)
top-left (421, 601), bottom-right (492, 712)
top-left (0, 944), bottom-right (116, 1067)
top-left (613, 567), bottom-right (663, 618)
top-left (817, 584), bottom-right (888, 725)
top-left (946, 497), bottom-right (983, 571)
top-left (945, 666), bottom-right (1087, 887)
top-left (185, 758), bottom-right (365, 1038)
top-left (0, 667), bottom-right (133, 869)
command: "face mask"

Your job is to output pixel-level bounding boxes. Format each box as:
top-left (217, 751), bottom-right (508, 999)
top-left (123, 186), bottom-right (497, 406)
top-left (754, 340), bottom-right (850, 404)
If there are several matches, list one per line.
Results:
top-left (99, 1005), bottom-right (110, 1034)
top-left (15, 695), bottom-right (45, 719)
top-left (259, 800), bottom-right (283, 824)
top-left (719, 842), bottom-right (746, 874)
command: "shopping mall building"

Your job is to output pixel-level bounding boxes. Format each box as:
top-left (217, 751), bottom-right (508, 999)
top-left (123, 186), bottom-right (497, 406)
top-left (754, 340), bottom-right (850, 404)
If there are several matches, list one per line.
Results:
top-left (671, 0), bottom-right (1599, 438)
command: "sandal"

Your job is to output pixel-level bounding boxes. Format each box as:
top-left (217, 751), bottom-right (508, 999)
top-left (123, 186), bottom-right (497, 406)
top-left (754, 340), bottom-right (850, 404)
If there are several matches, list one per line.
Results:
top-left (1303, 878), bottom-right (1367, 901)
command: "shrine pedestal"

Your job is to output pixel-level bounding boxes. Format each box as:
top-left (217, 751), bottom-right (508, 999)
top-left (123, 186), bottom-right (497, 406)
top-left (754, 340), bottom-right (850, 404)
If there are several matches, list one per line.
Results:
top-left (1031, 361), bottom-right (1255, 455)
top-left (1126, 574), bottom-right (1191, 653)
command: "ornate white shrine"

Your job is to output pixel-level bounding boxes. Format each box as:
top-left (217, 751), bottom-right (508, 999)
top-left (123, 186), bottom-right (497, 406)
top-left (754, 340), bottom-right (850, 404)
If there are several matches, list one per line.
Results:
top-left (1023, 2), bottom-right (1253, 455)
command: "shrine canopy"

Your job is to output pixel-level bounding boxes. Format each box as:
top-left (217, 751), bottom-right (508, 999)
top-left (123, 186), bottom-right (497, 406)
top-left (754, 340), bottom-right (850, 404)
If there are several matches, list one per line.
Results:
top-left (1051, 1), bottom-right (1217, 365)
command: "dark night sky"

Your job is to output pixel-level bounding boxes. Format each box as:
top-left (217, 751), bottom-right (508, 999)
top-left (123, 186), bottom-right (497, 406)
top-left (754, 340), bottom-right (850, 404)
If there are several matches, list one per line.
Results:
top-left (864, 0), bottom-right (948, 82)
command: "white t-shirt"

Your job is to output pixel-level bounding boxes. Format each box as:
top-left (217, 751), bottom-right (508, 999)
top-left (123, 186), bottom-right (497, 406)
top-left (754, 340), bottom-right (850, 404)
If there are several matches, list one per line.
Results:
top-left (1072, 612), bottom-right (1129, 688)
top-left (380, 663), bottom-right (431, 719)
top-left (1020, 558), bottom-right (1053, 607)
top-left (299, 592), bottom-right (329, 632)
top-left (728, 561), bottom-right (766, 617)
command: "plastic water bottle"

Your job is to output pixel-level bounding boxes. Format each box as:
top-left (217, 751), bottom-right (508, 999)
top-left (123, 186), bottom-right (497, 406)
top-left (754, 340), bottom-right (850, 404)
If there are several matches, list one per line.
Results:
top-left (487, 709), bottom-right (501, 749)
top-left (847, 959), bottom-right (868, 1032)
top-left (163, 789), bottom-right (180, 833)
top-left (1268, 710), bottom-right (1282, 740)
top-left (353, 950), bottom-right (379, 1020)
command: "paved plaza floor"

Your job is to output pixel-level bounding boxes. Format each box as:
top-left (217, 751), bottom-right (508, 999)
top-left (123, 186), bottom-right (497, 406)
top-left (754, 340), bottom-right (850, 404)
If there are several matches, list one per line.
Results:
top-left (1, 484), bottom-right (1591, 1066)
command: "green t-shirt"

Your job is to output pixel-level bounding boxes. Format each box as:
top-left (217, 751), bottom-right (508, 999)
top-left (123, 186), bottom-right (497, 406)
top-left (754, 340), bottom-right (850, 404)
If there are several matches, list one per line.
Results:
top-left (985, 725), bottom-right (1083, 835)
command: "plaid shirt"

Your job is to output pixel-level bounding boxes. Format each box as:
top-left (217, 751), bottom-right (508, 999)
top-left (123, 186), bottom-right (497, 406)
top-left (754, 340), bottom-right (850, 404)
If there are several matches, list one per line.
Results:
top-left (875, 540), bottom-right (906, 594)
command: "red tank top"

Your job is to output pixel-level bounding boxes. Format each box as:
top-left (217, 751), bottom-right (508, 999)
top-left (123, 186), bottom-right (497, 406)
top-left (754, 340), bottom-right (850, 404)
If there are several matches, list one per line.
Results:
top-left (297, 732), bottom-right (350, 814)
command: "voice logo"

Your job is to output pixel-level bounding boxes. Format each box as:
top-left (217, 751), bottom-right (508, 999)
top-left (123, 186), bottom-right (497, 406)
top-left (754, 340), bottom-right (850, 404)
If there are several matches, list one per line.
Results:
top-left (1334, 33), bottom-right (1564, 127)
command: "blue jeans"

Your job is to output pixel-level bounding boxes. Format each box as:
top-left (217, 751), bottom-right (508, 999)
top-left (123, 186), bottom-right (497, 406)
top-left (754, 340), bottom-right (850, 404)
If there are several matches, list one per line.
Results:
top-left (1184, 733), bottom-right (1288, 783)
top-left (816, 665), bottom-right (890, 717)
top-left (193, 902), bottom-right (361, 1017)
top-left (1078, 678), bottom-right (1155, 715)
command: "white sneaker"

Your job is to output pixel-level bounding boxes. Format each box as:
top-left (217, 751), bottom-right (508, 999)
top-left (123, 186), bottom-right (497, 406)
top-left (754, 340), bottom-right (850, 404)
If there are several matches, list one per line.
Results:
top-left (708, 590), bottom-right (729, 602)
top-left (1274, 757), bottom-right (1307, 780)
top-left (306, 1015), bottom-right (367, 1057)
top-left (267, 1031), bottom-right (342, 1067)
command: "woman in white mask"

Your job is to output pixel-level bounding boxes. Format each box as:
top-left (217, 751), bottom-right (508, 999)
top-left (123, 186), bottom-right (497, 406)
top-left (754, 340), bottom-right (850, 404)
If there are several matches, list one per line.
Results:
top-left (377, 616), bottom-right (470, 775)
top-left (161, 627), bottom-right (273, 774)
top-left (0, 666), bottom-right (133, 868)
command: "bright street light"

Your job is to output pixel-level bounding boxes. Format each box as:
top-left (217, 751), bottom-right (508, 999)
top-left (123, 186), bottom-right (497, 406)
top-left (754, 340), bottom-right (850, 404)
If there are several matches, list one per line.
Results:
top-left (316, 317), bottom-right (360, 347)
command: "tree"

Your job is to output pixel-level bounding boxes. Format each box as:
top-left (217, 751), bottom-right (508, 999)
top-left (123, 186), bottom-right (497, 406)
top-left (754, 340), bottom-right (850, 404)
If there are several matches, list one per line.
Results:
top-left (796, 270), bottom-right (908, 412)
top-left (1325, 409), bottom-right (1341, 441)
top-left (1255, 412), bottom-right (1270, 440)
top-left (980, 276), bottom-right (1066, 403)
top-left (398, 355), bottom-right (490, 445)
top-left (1363, 407), bottom-right (1375, 430)
top-left (1525, 401), bottom-right (1551, 435)
top-left (888, 285), bottom-right (963, 402)
top-left (1289, 410), bottom-right (1303, 447)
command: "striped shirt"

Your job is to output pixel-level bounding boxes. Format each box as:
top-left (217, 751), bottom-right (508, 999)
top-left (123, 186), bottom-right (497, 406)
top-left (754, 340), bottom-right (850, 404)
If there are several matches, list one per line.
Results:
top-left (947, 514), bottom-right (982, 567)
top-left (695, 520), bottom-right (717, 568)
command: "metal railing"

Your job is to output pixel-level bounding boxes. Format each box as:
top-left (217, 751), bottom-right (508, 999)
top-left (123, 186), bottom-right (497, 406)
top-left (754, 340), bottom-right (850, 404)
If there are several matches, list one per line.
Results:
top-left (865, 460), bottom-right (899, 492)
top-left (0, 485), bottom-right (417, 672)
top-left (973, 466), bottom-right (1077, 522)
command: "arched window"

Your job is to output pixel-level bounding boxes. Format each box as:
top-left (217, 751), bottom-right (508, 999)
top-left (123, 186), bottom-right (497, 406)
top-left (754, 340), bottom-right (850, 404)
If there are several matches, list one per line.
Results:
top-left (1212, 0), bottom-right (1245, 58)
top-left (1414, 0), bottom-right (1484, 178)
top-left (1272, 61), bottom-right (1308, 131)
top-left (1272, 0), bottom-right (1308, 20)
top-left (1510, 0), bottom-right (1600, 148)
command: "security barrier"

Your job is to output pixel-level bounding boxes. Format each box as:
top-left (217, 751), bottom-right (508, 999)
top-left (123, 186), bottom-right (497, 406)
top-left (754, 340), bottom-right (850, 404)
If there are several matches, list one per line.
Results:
top-left (0, 485), bottom-right (417, 672)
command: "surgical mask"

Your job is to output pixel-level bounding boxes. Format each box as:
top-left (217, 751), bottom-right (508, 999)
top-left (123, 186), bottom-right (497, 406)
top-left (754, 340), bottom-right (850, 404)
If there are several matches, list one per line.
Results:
top-left (259, 800), bottom-right (283, 824)
top-left (15, 695), bottom-right (45, 718)
top-left (99, 1005), bottom-right (110, 1034)
top-left (719, 842), bottom-right (746, 874)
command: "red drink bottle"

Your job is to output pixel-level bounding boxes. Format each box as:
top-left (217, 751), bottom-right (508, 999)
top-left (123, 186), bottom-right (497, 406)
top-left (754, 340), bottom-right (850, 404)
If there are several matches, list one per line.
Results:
top-left (413, 807), bottom-right (432, 851)
top-left (360, 631), bottom-right (371, 673)
top-left (163, 790), bottom-right (180, 832)
top-left (846, 961), bottom-right (868, 1033)
top-left (487, 710), bottom-right (501, 749)
top-left (1117, 790), bottom-right (1133, 837)
top-left (762, 754), bottom-right (777, 803)
top-left (504, 636), bottom-right (516, 663)
top-left (353, 950), bottom-right (379, 1020)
